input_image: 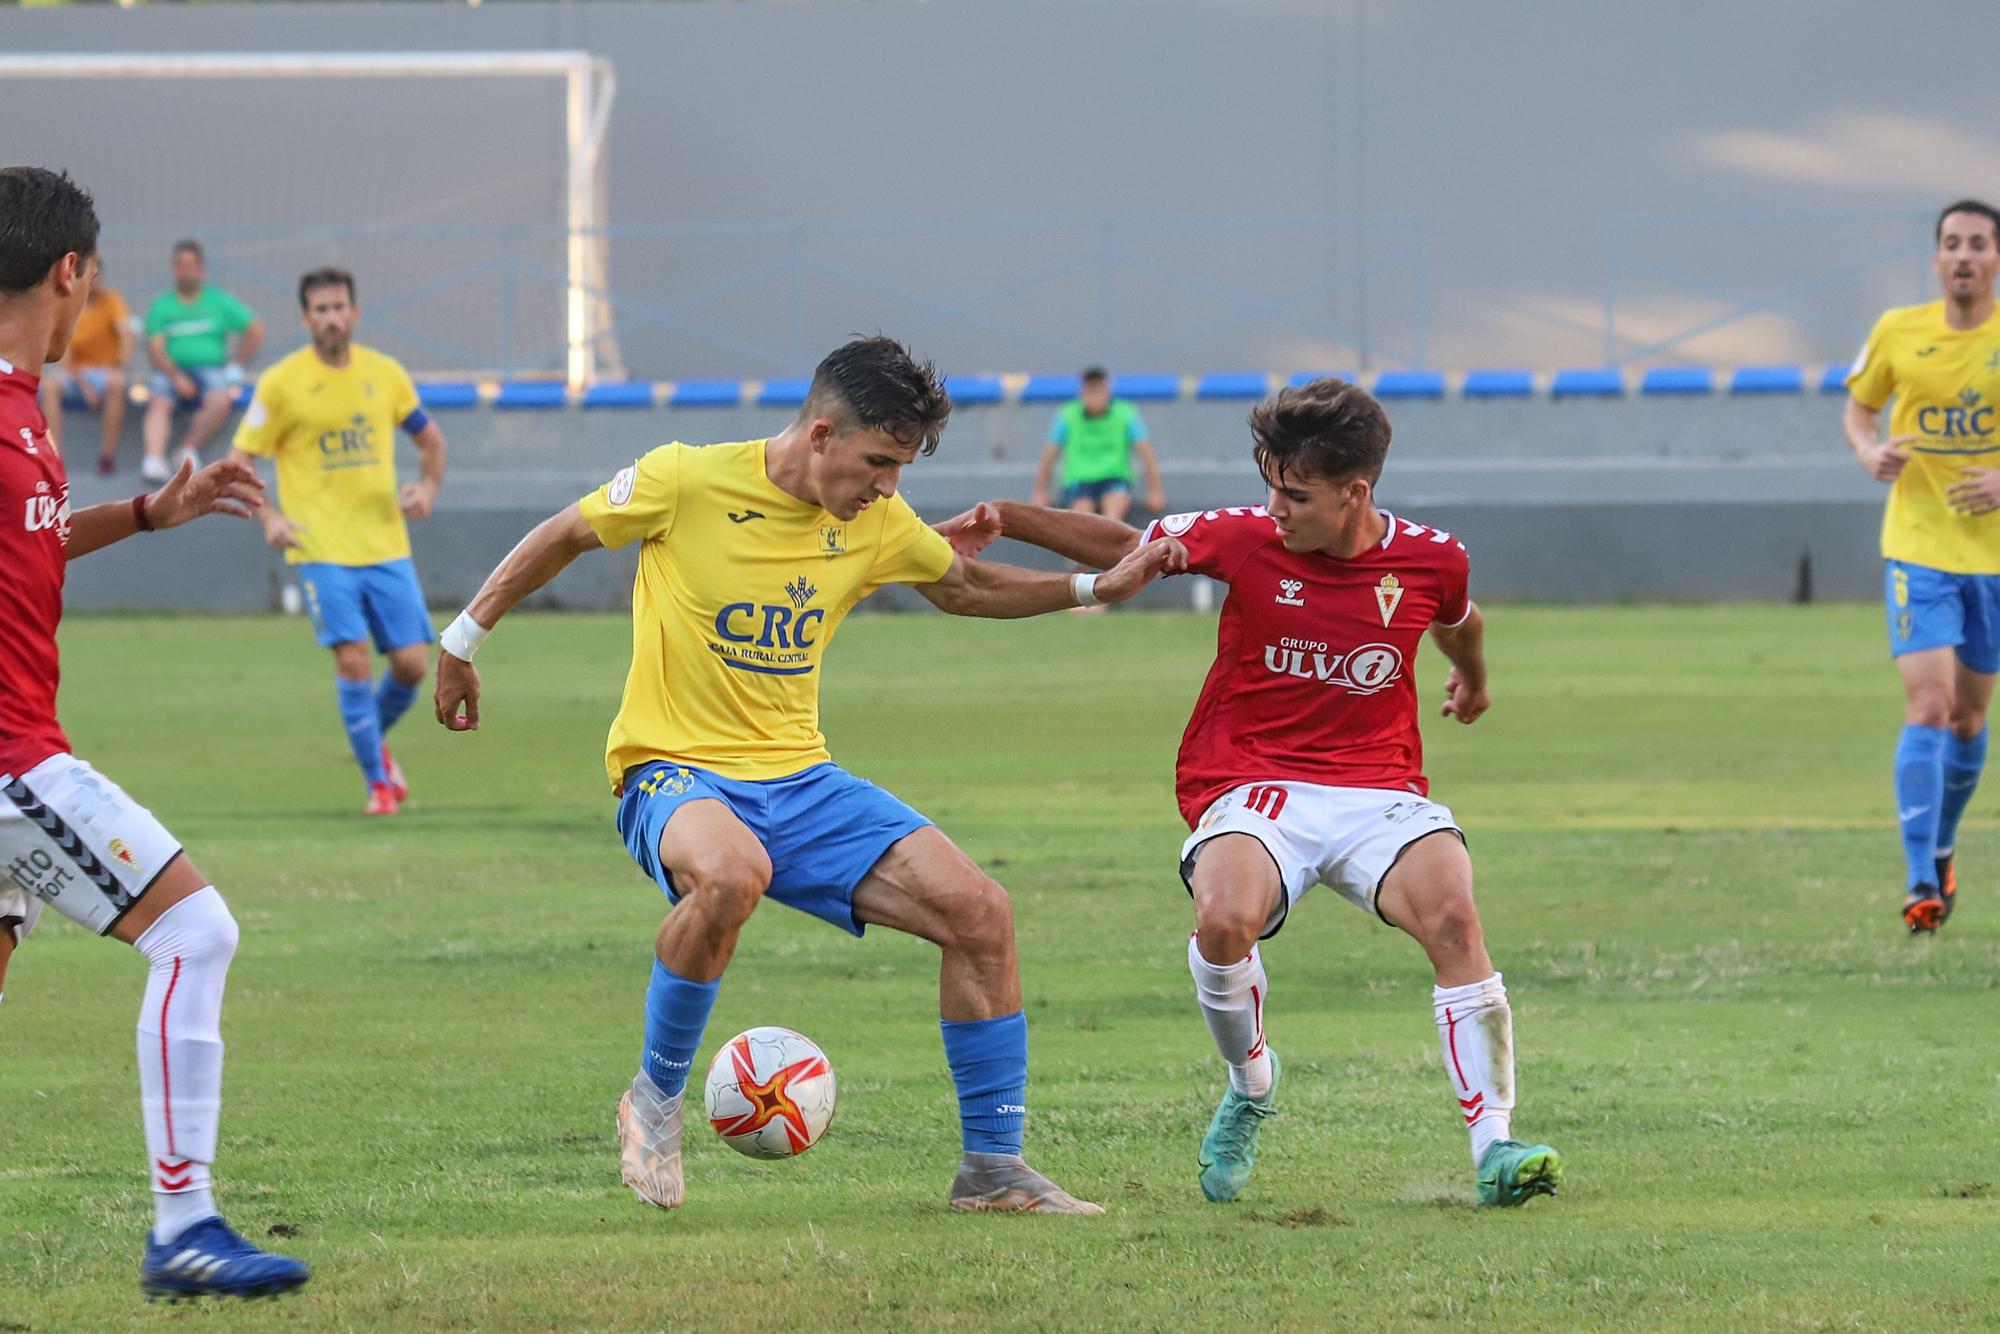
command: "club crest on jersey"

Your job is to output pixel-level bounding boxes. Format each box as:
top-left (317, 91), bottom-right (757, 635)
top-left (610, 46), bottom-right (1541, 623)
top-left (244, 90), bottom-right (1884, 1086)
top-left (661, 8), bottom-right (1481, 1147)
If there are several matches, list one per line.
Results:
top-left (1374, 574), bottom-right (1405, 626)
top-left (108, 838), bottom-right (140, 872)
top-left (1262, 637), bottom-right (1405, 695)
top-left (818, 524), bottom-right (846, 557)
top-left (785, 575), bottom-right (817, 609)
top-left (607, 463), bottom-right (637, 508)
top-left (1275, 578), bottom-right (1306, 607)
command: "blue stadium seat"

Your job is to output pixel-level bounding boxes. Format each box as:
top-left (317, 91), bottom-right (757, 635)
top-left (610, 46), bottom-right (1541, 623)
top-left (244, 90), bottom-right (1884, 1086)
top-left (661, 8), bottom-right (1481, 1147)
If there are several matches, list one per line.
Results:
top-left (1021, 374), bottom-right (1082, 403)
top-left (1112, 373), bottom-right (1180, 401)
top-left (493, 382), bottom-right (566, 410)
top-left (670, 379), bottom-right (744, 408)
top-left (945, 375), bottom-right (1004, 406)
top-left (1288, 370), bottom-right (1359, 389)
top-left (1820, 363), bottom-right (1852, 394)
top-left (1639, 367), bottom-right (1714, 396)
top-left (1460, 369), bottom-right (1534, 399)
top-left (1730, 365), bottom-right (1805, 395)
top-left (417, 381), bottom-right (481, 410)
top-left (1197, 372), bottom-right (1269, 400)
top-left (581, 381), bottom-right (655, 409)
top-left (1372, 370), bottom-right (1446, 400)
top-left (757, 378), bottom-right (812, 408)
top-left (1550, 368), bottom-right (1624, 398)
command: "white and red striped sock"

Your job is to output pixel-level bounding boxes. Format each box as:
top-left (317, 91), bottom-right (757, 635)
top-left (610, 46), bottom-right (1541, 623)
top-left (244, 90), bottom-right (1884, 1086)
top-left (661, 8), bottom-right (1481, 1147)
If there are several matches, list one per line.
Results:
top-left (1433, 973), bottom-right (1515, 1164)
top-left (134, 888), bottom-right (238, 1244)
top-left (1188, 935), bottom-right (1273, 1099)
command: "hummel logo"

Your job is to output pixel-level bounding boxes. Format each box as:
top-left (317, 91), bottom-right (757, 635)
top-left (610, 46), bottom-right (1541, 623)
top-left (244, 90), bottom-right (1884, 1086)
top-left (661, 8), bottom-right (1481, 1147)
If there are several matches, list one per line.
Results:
top-left (1275, 578), bottom-right (1306, 607)
top-left (1900, 805), bottom-right (1932, 822)
top-left (728, 510), bottom-right (766, 524)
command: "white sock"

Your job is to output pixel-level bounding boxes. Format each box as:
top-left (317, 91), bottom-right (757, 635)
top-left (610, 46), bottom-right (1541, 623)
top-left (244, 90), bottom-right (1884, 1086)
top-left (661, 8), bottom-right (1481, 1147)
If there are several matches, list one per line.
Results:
top-left (1433, 972), bottom-right (1515, 1165)
top-left (1188, 934), bottom-right (1273, 1099)
top-left (134, 887), bottom-right (238, 1244)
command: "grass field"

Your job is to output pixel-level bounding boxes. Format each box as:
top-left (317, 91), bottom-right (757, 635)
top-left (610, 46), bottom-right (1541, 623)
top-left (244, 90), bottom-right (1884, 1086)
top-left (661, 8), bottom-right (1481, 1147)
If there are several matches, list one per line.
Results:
top-left (4, 606), bottom-right (1999, 1331)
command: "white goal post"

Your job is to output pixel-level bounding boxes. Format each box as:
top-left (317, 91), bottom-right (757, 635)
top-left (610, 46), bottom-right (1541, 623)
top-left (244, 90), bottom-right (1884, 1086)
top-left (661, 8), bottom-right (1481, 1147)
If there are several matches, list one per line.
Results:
top-left (0, 50), bottom-right (619, 386)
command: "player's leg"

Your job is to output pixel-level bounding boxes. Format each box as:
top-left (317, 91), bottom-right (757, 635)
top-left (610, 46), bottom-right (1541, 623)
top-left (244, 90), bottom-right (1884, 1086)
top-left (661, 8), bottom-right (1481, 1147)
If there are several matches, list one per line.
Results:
top-left (99, 369), bottom-right (128, 474)
top-left (364, 561), bottom-right (437, 803)
top-left (140, 377), bottom-right (173, 480)
top-left (1098, 481), bottom-right (1133, 525)
top-left (1183, 830), bottom-right (1288, 1202)
top-left (1887, 561), bottom-right (1965, 930)
top-left (1375, 830), bottom-right (1559, 1206)
top-left (179, 381), bottom-right (233, 464)
top-left (615, 769), bottom-right (774, 1209)
top-left (332, 640), bottom-right (393, 810)
top-left (1, 756), bottom-right (308, 1297)
top-left (850, 826), bottom-right (1102, 1214)
top-left (1935, 577), bottom-right (2000, 921)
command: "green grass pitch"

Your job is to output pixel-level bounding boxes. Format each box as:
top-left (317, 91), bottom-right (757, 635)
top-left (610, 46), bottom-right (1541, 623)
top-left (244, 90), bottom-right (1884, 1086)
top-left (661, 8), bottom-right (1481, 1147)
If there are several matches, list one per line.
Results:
top-left (3, 606), bottom-right (1998, 1330)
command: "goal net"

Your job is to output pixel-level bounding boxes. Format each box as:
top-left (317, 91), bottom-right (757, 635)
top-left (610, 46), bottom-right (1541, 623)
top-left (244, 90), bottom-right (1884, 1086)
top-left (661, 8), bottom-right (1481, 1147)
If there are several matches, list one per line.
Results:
top-left (0, 51), bottom-right (620, 385)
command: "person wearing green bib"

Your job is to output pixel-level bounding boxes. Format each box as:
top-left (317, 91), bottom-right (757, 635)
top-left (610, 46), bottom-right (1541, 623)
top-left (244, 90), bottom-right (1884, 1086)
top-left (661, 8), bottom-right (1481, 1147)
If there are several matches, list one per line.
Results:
top-left (141, 239), bottom-right (264, 482)
top-left (1032, 366), bottom-right (1165, 523)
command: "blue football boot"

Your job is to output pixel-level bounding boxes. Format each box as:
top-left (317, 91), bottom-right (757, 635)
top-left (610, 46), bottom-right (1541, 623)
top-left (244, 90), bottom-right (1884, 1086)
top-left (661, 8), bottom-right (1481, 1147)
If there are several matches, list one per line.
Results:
top-left (141, 1216), bottom-right (310, 1302)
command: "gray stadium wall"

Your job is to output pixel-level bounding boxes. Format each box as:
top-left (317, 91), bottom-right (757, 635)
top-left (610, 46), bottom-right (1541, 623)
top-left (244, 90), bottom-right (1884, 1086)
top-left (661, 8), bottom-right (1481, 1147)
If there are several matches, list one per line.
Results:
top-left (59, 394), bottom-right (1883, 612)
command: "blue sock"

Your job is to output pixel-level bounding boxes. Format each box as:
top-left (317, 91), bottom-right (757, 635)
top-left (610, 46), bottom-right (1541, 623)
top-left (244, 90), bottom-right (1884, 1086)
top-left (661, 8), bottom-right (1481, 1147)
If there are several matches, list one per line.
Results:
top-left (941, 1011), bottom-right (1027, 1156)
top-left (641, 959), bottom-right (720, 1099)
top-left (1938, 726), bottom-right (1988, 856)
top-left (375, 673), bottom-right (419, 736)
top-left (336, 678), bottom-right (387, 786)
top-left (1896, 724), bottom-right (1949, 891)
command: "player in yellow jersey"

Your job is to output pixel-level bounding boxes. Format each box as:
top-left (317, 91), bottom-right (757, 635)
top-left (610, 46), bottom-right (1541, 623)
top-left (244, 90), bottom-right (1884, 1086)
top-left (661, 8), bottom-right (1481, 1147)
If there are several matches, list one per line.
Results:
top-left (230, 268), bottom-right (447, 816)
top-left (432, 337), bottom-right (1184, 1215)
top-left (1845, 199), bottom-right (2000, 932)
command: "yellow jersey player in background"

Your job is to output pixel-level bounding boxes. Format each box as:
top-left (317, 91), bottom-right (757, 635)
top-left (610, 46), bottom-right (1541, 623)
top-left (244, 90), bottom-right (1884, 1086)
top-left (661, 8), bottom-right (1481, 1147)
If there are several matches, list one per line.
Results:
top-left (431, 336), bottom-right (1184, 1217)
top-left (1845, 198), bottom-right (2000, 932)
top-left (231, 267), bottom-right (447, 815)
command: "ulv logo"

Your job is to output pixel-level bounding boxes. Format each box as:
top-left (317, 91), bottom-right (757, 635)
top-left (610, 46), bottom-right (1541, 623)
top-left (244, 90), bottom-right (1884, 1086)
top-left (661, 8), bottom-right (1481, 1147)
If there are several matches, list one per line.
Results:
top-left (24, 491), bottom-right (68, 536)
top-left (1262, 640), bottom-right (1404, 694)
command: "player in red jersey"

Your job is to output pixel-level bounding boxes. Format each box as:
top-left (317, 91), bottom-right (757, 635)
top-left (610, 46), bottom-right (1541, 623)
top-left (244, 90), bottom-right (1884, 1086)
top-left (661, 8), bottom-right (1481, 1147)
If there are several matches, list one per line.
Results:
top-left (941, 377), bottom-right (1562, 1206)
top-left (0, 166), bottom-right (309, 1301)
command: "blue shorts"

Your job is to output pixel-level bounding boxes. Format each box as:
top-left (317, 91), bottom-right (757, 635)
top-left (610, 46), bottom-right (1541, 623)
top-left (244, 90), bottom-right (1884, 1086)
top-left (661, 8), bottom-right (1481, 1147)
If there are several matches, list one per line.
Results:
top-left (298, 559), bottom-right (435, 652)
top-left (1062, 477), bottom-right (1131, 507)
top-left (1886, 560), bottom-right (2000, 674)
top-left (615, 761), bottom-right (931, 936)
top-left (147, 364), bottom-right (234, 406)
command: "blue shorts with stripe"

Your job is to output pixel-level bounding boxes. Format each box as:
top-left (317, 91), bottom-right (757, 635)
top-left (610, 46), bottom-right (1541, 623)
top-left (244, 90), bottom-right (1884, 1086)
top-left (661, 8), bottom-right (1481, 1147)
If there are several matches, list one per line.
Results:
top-left (298, 558), bottom-right (434, 652)
top-left (1885, 559), bottom-right (2000, 674)
top-left (615, 760), bottom-right (931, 936)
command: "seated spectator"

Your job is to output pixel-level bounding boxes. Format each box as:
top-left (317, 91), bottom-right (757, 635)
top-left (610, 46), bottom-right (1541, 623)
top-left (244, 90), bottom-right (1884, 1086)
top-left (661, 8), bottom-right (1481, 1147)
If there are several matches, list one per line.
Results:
top-left (40, 264), bottom-right (133, 475)
top-left (141, 239), bottom-right (263, 481)
top-left (1032, 365), bottom-right (1166, 522)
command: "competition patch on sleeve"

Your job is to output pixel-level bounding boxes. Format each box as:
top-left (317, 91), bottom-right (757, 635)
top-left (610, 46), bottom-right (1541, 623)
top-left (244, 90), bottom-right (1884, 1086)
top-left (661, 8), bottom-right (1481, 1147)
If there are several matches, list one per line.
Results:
top-left (241, 397), bottom-right (267, 430)
top-left (607, 463), bottom-right (638, 507)
top-left (1157, 510), bottom-right (1201, 536)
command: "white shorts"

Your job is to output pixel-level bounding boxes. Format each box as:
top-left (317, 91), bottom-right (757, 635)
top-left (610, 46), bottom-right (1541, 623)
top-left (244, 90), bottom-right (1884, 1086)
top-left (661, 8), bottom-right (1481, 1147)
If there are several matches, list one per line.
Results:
top-left (0, 754), bottom-right (183, 936)
top-left (1178, 781), bottom-right (1463, 937)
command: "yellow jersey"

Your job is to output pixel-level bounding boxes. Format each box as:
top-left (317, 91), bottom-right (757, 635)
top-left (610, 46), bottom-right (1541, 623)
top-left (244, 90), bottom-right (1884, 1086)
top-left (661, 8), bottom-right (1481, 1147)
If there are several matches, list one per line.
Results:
top-left (232, 344), bottom-right (426, 567)
top-left (1848, 300), bottom-right (2000, 574)
top-left (579, 439), bottom-right (956, 791)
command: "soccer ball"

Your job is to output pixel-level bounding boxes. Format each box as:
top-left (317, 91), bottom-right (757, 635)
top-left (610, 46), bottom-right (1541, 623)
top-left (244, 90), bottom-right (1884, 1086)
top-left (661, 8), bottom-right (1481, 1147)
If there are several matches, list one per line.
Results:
top-left (703, 1026), bottom-right (837, 1159)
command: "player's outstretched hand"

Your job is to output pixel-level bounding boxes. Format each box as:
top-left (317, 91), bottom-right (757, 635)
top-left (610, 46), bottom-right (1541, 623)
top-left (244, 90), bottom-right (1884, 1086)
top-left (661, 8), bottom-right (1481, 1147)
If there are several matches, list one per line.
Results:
top-left (1094, 535), bottom-right (1189, 604)
top-left (146, 456), bottom-right (265, 529)
top-left (934, 501), bottom-right (1004, 559)
top-left (1441, 667), bottom-right (1490, 725)
top-left (1862, 435), bottom-right (1916, 482)
top-left (400, 480), bottom-right (438, 520)
top-left (1947, 466), bottom-right (2000, 516)
top-left (434, 652), bottom-right (481, 732)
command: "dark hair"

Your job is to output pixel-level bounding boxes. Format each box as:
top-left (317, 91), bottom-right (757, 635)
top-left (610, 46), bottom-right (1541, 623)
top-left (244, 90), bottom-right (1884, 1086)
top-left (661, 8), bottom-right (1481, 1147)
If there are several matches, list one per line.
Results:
top-left (802, 335), bottom-right (951, 455)
top-left (0, 167), bottom-right (100, 295)
top-left (1250, 376), bottom-right (1392, 486)
top-left (1936, 199), bottom-right (2000, 245)
top-left (299, 266), bottom-right (356, 309)
top-left (1081, 365), bottom-right (1109, 385)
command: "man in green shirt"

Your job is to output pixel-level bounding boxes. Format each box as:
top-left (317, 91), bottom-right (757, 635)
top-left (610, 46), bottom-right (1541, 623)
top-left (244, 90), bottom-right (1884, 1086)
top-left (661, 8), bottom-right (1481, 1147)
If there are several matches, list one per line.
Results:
top-left (141, 239), bottom-right (264, 481)
top-left (1032, 366), bottom-right (1166, 523)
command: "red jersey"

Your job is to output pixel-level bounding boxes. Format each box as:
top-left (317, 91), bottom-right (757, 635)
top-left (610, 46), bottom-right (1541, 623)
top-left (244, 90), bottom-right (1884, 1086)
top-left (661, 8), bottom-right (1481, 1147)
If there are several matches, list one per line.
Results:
top-left (1142, 506), bottom-right (1471, 826)
top-left (0, 360), bottom-right (72, 777)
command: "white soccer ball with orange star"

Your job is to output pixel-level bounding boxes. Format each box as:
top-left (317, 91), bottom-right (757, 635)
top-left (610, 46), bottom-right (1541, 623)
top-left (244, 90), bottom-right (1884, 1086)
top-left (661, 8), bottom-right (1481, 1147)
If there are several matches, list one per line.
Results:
top-left (703, 1026), bottom-right (838, 1159)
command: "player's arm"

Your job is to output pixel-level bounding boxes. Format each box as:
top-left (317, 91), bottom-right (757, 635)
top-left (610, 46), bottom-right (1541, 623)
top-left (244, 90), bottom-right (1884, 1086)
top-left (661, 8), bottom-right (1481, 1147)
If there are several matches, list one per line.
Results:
top-left (399, 421), bottom-right (447, 520)
top-left (1843, 397), bottom-right (1915, 483)
top-left (434, 502), bottom-right (603, 731)
top-left (1430, 601), bottom-right (1490, 726)
top-left (915, 537), bottom-right (1186, 619)
top-left (225, 444), bottom-right (300, 551)
top-left (65, 457), bottom-right (264, 559)
top-left (145, 331), bottom-right (194, 399)
top-left (230, 316), bottom-right (266, 378)
top-left (951, 498), bottom-right (1146, 569)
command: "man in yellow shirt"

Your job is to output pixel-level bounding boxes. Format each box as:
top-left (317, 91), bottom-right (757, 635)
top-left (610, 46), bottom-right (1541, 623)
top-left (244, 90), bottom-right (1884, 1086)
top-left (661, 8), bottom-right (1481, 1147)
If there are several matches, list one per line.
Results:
top-left (433, 336), bottom-right (1182, 1216)
top-left (1846, 198), bottom-right (2000, 932)
top-left (231, 267), bottom-right (447, 816)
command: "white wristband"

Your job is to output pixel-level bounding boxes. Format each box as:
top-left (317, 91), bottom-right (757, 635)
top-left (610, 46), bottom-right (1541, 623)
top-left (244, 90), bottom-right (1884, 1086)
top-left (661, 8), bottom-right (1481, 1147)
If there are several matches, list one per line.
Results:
top-left (1070, 573), bottom-right (1101, 607)
top-left (441, 610), bottom-right (491, 661)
